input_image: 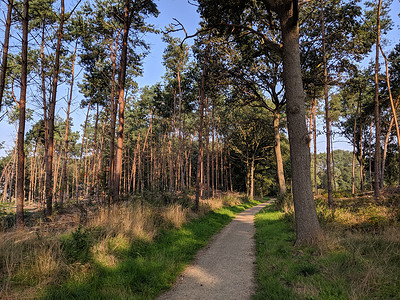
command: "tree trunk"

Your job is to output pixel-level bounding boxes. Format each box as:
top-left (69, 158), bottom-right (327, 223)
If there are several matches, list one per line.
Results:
top-left (0, 0), bottom-right (13, 111)
top-left (195, 44), bottom-right (210, 211)
top-left (279, 3), bottom-right (322, 244)
top-left (60, 41), bottom-right (77, 205)
top-left (373, 0), bottom-right (382, 200)
top-left (75, 104), bottom-right (91, 203)
top-left (313, 98), bottom-right (318, 195)
top-left (109, 32), bottom-right (120, 198)
top-left (380, 47), bottom-right (400, 186)
top-left (321, 0), bottom-right (333, 209)
top-left (46, 0), bottom-right (65, 216)
top-left (16, 0), bottom-right (29, 229)
top-left (359, 122), bottom-right (364, 192)
top-left (273, 111), bottom-right (286, 195)
top-left (113, 0), bottom-right (130, 203)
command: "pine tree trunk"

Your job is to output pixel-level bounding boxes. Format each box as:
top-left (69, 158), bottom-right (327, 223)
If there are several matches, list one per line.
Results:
top-left (321, 0), bottom-right (333, 209)
top-left (279, 2), bottom-right (323, 244)
top-left (195, 45), bottom-right (209, 211)
top-left (113, 1), bottom-right (130, 202)
top-left (380, 48), bottom-right (400, 187)
top-left (273, 111), bottom-right (286, 195)
top-left (0, 0), bottom-right (13, 111)
top-left (313, 98), bottom-right (318, 195)
top-left (16, 0), bottom-right (29, 229)
top-left (373, 0), bottom-right (382, 199)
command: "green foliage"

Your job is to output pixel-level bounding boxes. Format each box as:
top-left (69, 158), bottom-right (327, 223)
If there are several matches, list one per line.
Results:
top-left (61, 226), bottom-right (93, 263)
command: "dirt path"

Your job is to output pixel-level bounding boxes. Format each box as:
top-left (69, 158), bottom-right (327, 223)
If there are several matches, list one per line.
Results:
top-left (157, 200), bottom-right (274, 300)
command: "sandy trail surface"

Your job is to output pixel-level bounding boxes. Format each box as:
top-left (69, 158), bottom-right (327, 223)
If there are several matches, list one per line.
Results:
top-left (157, 200), bottom-right (273, 300)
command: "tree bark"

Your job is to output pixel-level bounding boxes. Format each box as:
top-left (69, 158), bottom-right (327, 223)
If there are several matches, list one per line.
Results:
top-left (113, 0), bottom-right (130, 203)
top-left (273, 111), bottom-right (286, 195)
top-left (16, 0), bottom-right (29, 229)
top-left (321, 0), bottom-right (333, 209)
top-left (313, 98), bottom-right (318, 195)
top-left (46, 0), bottom-right (65, 216)
top-left (373, 0), bottom-right (382, 200)
top-left (0, 0), bottom-right (13, 111)
top-left (195, 44), bottom-right (210, 211)
top-left (380, 47), bottom-right (400, 187)
top-left (278, 2), bottom-right (323, 244)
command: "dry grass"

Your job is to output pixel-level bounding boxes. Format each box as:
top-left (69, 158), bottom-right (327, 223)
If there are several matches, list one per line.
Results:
top-left (0, 192), bottom-right (249, 298)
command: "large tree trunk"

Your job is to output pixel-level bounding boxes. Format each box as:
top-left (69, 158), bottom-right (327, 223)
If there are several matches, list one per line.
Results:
top-left (373, 0), bottom-right (382, 200)
top-left (16, 0), bottom-right (29, 229)
top-left (278, 3), bottom-right (322, 244)
top-left (273, 111), bottom-right (286, 195)
top-left (113, 0), bottom-right (130, 203)
top-left (46, 0), bottom-right (65, 216)
top-left (0, 0), bottom-right (13, 111)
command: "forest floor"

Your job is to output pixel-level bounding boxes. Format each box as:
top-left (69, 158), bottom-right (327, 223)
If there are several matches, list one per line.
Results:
top-left (157, 200), bottom-right (273, 300)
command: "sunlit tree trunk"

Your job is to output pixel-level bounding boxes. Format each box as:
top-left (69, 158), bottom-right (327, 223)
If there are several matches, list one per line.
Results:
top-left (273, 111), bottom-right (286, 195)
top-left (0, 0), bottom-right (13, 111)
top-left (373, 0), bottom-right (382, 199)
top-left (16, 0), bottom-right (29, 229)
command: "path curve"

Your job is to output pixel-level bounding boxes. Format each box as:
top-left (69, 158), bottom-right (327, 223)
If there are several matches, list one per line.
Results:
top-left (158, 200), bottom-right (273, 300)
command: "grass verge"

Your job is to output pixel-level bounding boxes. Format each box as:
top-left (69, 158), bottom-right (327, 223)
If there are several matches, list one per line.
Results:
top-left (0, 195), bottom-right (260, 299)
top-left (254, 202), bottom-right (400, 299)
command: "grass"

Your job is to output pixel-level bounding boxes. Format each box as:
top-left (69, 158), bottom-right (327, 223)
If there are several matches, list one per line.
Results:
top-left (254, 197), bottom-right (400, 300)
top-left (0, 193), bottom-right (259, 299)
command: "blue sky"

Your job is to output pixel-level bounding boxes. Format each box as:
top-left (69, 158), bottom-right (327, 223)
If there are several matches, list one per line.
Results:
top-left (0, 0), bottom-right (399, 156)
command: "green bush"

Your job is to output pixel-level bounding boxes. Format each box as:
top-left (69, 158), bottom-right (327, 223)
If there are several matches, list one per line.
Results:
top-left (61, 226), bottom-right (93, 263)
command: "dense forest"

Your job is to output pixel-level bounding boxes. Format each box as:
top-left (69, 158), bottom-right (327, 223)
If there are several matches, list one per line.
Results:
top-left (1, 0), bottom-right (400, 236)
top-left (0, 0), bottom-right (400, 297)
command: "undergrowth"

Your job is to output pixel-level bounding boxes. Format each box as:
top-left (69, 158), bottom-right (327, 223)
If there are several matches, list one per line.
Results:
top-left (254, 194), bottom-right (400, 299)
top-left (0, 192), bottom-right (257, 299)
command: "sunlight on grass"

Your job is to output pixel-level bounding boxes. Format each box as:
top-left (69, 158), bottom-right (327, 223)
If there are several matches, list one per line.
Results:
top-left (254, 201), bottom-right (400, 300)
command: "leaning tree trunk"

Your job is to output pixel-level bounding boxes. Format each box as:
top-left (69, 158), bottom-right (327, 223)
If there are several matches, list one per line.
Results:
top-left (16, 0), bottom-right (29, 230)
top-left (0, 0), bottom-right (13, 111)
top-left (380, 47), bottom-right (400, 186)
top-left (278, 2), bottom-right (323, 244)
top-left (373, 0), bottom-right (382, 200)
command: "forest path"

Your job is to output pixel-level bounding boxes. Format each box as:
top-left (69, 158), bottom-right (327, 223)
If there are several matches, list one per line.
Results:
top-left (157, 200), bottom-right (274, 300)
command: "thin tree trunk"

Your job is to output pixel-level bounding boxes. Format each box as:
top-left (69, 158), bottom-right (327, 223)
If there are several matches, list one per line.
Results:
top-left (45, 0), bottom-right (65, 216)
top-left (195, 44), bottom-right (210, 211)
top-left (16, 0), bottom-right (29, 229)
top-left (313, 97), bottom-right (318, 195)
top-left (360, 122), bottom-right (364, 191)
top-left (0, 0), bottom-right (13, 111)
top-left (75, 103), bottom-right (91, 203)
top-left (321, 0), bottom-right (333, 209)
top-left (113, 1), bottom-right (130, 202)
top-left (351, 102), bottom-right (359, 195)
top-left (380, 47), bottom-right (400, 186)
top-left (373, 0), bottom-right (382, 200)
top-left (369, 121), bottom-right (373, 190)
top-left (273, 111), bottom-right (286, 195)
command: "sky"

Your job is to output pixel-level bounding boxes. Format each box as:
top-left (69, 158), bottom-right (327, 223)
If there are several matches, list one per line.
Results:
top-left (0, 0), bottom-right (399, 157)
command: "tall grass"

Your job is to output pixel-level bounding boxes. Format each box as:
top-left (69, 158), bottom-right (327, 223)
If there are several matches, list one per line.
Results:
top-left (254, 194), bottom-right (400, 299)
top-left (0, 192), bottom-right (256, 299)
